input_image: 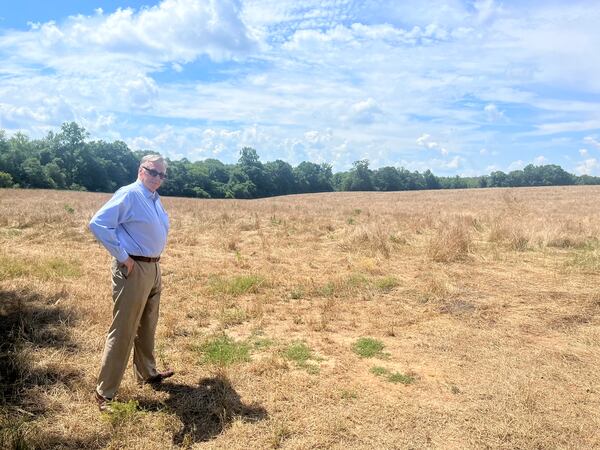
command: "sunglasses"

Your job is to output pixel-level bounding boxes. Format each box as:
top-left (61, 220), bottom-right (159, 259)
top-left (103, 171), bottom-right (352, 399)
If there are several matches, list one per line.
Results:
top-left (142, 166), bottom-right (167, 180)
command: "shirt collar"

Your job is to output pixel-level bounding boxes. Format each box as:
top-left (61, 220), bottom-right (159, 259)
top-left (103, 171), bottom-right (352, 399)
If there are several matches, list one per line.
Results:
top-left (136, 180), bottom-right (158, 200)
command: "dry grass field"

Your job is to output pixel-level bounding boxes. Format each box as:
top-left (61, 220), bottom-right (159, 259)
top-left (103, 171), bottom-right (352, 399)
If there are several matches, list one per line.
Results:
top-left (1, 185), bottom-right (600, 449)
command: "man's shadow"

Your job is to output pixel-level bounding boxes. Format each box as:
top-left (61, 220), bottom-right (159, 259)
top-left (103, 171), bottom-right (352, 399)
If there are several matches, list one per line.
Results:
top-left (139, 375), bottom-right (267, 445)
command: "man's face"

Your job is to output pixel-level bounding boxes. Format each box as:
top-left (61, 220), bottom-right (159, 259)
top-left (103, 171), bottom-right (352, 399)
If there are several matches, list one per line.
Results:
top-left (139, 161), bottom-right (167, 193)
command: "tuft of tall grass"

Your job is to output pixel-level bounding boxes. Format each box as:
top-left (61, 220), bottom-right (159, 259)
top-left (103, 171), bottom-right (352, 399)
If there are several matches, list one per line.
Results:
top-left (339, 223), bottom-right (391, 258)
top-left (427, 221), bottom-right (472, 262)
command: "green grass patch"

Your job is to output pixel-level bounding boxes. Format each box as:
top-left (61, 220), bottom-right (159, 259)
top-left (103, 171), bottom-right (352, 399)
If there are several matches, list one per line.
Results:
top-left (353, 337), bottom-right (385, 358)
top-left (370, 366), bottom-right (415, 385)
top-left (369, 366), bottom-right (388, 376)
top-left (193, 335), bottom-right (251, 366)
top-left (290, 286), bottom-right (304, 299)
top-left (102, 400), bottom-right (143, 426)
top-left (208, 274), bottom-right (265, 296)
top-left (251, 337), bottom-right (275, 350)
top-left (346, 273), bottom-right (369, 288)
top-left (374, 276), bottom-right (399, 292)
top-left (319, 282), bottom-right (336, 297)
top-left (0, 254), bottom-right (81, 281)
top-left (340, 389), bottom-right (358, 400)
top-left (283, 341), bottom-right (321, 374)
top-left (284, 342), bottom-right (312, 363)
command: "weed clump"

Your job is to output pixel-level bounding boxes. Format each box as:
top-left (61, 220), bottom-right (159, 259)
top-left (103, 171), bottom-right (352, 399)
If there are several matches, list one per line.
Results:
top-left (208, 274), bottom-right (265, 296)
top-left (101, 400), bottom-right (143, 427)
top-left (193, 335), bottom-right (251, 366)
top-left (370, 366), bottom-right (415, 384)
top-left (353, 337), bottom-right (385, 358)
top-left (427, 221), bottom-right (472, 262)
top-left (283, 342), bottom-right (320, 373)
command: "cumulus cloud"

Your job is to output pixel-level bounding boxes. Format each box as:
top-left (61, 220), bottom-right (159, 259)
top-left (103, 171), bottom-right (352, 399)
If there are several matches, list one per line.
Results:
top-left (579, 148), bottom-right (589, 156)
top-left (123, 75), bottom-right (159, 110)
top-left (348, 98), bottom-right (382, 124)
top-left (416, 133), bottom-right (448, 155)
top-left (575, 158), bottom-right (599, 175)
top-left (1, 0), bottom-right (600, 175)
top-left (533, 155), bottom-right (546, 165)
top-left (1, 0), bottom-right (258, 73)
top-left (508, 160), bottom-right (524, 171)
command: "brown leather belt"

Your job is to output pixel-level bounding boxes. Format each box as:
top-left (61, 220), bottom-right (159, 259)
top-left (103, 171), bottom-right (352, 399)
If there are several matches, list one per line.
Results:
top-left (129, 255), bottom-right (161, 263)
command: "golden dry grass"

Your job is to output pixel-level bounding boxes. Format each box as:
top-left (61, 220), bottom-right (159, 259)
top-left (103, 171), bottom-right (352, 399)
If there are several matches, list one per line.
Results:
top-left (1, 185), bottom-right (600, 449)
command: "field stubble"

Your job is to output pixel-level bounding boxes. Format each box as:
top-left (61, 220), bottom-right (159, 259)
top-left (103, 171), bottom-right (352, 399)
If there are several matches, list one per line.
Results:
top-left (1, 186), bottom-right (600, 449)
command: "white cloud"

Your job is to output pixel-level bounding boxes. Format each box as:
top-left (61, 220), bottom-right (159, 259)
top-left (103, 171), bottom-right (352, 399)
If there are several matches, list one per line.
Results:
top-left (533, 155), bottom-right (546, 165)
top-left (2, 0), bottom-right (600, 176)
top-left (416, 133), bottom-right (450, 155)
top-left (0, 0), bottom-right (258, 73)
top-left (579, 148), bottom-right (588, 156)
top-left (575, 158), bottom-right (599, 175)
top-left (348, 98), bottom-right (383, 124)
top-left (583, 136), bottom-right (600, 149)
top-left (508, 160), bottom-right (524, 171)
top-left (484, 103), bottom-right (504, 122)
top-left (123, 75), bottom-right (159, 110)
top-left (533, 120), bottom-right (600, 136)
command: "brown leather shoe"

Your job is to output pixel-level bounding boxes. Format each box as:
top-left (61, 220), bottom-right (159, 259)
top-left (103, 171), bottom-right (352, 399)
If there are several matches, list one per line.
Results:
top-left (146, 369), bottom-right (174, 384)
top-left (94, 391), bottom-right (113, 412)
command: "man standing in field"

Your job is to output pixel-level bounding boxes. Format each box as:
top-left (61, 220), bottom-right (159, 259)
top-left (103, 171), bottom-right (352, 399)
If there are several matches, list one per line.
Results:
top-left (89, 154), bottom-right (173, 411)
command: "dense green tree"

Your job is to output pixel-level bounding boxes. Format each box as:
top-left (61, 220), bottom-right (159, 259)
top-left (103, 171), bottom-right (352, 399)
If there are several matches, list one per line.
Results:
top-left (423, 169), bottom-right (441, 190)
top-left (0, 171), bottom-right (13, 187)
top-left (294, 161), bottom-right (333, 193)
top-left (345, 159), bottom-right (374, 191)
top-left (1, 122), bottom-right (598, 198)
top-left (238, 147), bottom-right (273, 197)
top-left (265, 160), bottom-right (296, 196)
top-left (373, 166), bottom-right (403, 191)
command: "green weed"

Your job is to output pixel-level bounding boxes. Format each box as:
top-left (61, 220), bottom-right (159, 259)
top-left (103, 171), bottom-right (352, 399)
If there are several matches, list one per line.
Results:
top-left (283, 342), bottom-right (320, 373)
top-left (208, 274), bottom-right (265, 296)
top-left (193, 335), bottom-right (251, 366)
top-left (353, 337), bottom-right (385, 358)
top-left (102, 400), bottom-right (143, 426)
top-left (370, 366), bottom-right (415, 385)
top-left (290, 286), bottom-right (304, 299)
top-left (374, 276), bottom-right (399, 292)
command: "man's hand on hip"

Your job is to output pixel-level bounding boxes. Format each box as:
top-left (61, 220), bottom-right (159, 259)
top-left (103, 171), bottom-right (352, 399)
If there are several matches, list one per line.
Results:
top-left (123, 257), bottom-right (135, 276)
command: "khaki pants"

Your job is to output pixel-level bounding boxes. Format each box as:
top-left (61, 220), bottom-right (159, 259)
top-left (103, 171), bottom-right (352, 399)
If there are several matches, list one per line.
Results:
top-left (96, 258), bottom-right (162, 399)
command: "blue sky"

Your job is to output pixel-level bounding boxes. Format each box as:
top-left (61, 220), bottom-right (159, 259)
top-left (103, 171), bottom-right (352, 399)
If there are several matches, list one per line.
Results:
top-left (1, 0), bottom-right (600, 176)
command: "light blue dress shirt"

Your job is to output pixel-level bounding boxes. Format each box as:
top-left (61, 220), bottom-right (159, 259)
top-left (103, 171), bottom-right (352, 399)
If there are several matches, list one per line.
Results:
top-left (89, 180), bottom-right (169, 263)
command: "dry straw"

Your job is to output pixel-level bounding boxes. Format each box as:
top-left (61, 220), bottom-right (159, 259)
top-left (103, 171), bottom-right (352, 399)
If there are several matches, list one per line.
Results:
top-left (1, 186), bottom-right (600, 449)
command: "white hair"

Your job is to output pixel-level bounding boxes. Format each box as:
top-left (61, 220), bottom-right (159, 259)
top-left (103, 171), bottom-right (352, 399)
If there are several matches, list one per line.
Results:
top-left (140, 154), bottom-right (167, 169)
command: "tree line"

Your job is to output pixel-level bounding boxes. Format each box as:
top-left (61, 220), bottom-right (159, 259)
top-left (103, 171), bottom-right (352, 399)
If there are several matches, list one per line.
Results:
top-left (1, 122), bottom-right (598, 198)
